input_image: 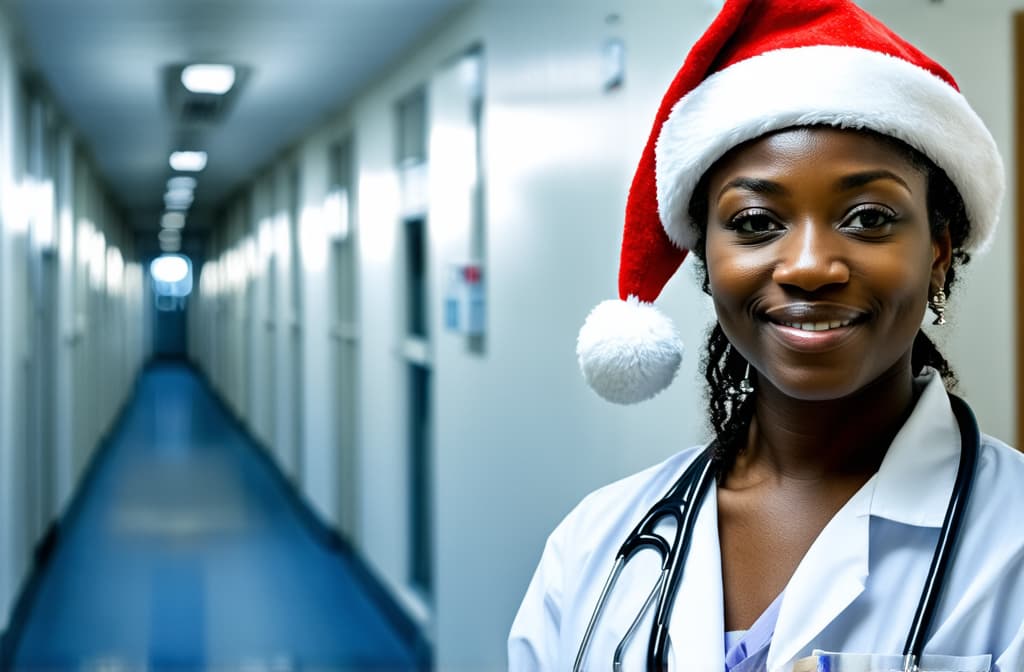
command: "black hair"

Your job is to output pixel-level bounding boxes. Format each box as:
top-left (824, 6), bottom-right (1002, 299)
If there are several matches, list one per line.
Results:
top-left (686, 128), bottom-right (971, 461)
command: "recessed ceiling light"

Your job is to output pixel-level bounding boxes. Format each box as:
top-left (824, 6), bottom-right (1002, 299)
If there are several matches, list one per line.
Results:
top-left (151, 254), bottom-right (190, 284)
top-left (181, 64), bottom-right (236, 95)
top-left (162, 212), bottom-right (186, 229)
top-left (169, 151), bottom-right (207, 172)
top-left (164, 189), bottom-right (194, 210)
top-left (166, 186), bottom-right (193, 200)
top-left (167, 176), bottom-right (197, 191)
top-left (158, 229), bottom-right (181, 244)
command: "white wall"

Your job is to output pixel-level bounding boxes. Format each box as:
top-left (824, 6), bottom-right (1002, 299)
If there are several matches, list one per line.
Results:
top-left (0, 2), bottom-right (147, 631)
top-left (424, 3), bottom-right (714, 666)
top-left (346, 11), bottom-right (491, 627)
top-left (54, 127), bottom-right (77, 515)
top-left (250, 180), bottom-right (276, 448)
top-left (293, 131), bottom-right (336, 524)
top-left (187, 0), bottom-right (1022, 669)
top-left (312, 1), bottom-right (723, 665)
top-left (857, 0), bottom-right (1016, 444)
top-left (0, 3), bottom-right (25, 630)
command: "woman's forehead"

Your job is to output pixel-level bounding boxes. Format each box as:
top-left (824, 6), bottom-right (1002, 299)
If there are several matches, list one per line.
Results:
top-left (706, 127), bottom-right (926, 188)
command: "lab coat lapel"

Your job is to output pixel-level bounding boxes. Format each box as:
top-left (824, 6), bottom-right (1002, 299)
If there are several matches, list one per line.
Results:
top-left (767, 473), bottom-right (874, 672)
top-left (668, 482), bottom-right (725, 670)
top-left (767, 371), bottom-right (957, 671)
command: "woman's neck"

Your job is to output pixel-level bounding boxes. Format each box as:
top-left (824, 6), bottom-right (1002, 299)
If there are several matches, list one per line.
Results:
top-left (731, 362), bottom-right (917, 486)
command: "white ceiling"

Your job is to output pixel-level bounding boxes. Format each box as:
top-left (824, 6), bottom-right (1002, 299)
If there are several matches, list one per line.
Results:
top-left (5, 0), bottom-right (468, 246)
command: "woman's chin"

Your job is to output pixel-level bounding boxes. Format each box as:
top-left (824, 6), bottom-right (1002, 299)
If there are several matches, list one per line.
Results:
top-left (757, 359), bottom-right (911, 405)
top-left (757, 369), bottom-right (873, 404)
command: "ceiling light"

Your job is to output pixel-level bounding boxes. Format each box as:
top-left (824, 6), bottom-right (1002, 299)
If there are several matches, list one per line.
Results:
top-left (162, 212), bottom-right (186, 229)
top-left (169, 151), bottom-right (207, 172)
top-left (181, 64), bottom-right (236, 95)
top-left (164, 185), bottom-right (195, 209)
top-left (166, 186), bottom-right (193, 200)
top-left (159, 229), bottom-right (181, 244)
top-left (167, 176), bottom-right (197, 191)
top-left (164, 195), bottom-right (193, 211)
top-left (151, 254), bottom-right (190, 284)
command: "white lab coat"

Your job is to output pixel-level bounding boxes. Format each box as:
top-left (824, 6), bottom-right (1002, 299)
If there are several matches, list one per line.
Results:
top-left (508, 371), bottom-right (1024, 671)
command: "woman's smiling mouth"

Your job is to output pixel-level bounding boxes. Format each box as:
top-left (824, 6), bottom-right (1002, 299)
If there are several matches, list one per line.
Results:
top-left (779, 319), bottom-right (856, 331)
top-left (762, 303), bottom-right (868, 351)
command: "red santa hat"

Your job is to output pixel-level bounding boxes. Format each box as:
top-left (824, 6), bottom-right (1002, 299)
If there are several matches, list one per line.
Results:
top-left (578, 0), bottom-right (1004, 405)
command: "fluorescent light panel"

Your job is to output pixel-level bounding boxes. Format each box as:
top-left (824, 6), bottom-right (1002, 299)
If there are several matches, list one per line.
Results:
top-left (164, 185), bottom-right (194, 208)
top-left (162, 212), bottom-right (186, 229)
top-left (169, 151), bottom-right (207, 172)
top-left (164, 195), bottom-right (193, 211)
top-left (151, 255), bottom-right (190, 283)
top-left (159, 229), bottom-right (181, 245)
top-left (167, 176), bottom-right (197, 191)
top-left (166, 187), bottom-right (193, 201)
top-left (181, 64), bottom-right (236, 95)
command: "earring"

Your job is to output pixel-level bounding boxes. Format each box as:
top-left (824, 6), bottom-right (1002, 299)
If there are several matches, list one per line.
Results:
top-left (728, 363), bottom-right (755, 399)
top-left (739, 363), bottom-right (755, 395)
top-left (929, 287), bottom-right (947, 326)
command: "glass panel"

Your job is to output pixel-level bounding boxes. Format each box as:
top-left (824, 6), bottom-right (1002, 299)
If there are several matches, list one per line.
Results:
top-left (396, 88), bottom-right (427, 167)
top-left (404, 217), bottom-right (428, 339)
top-left (409, 363), bottom-right (432, 595)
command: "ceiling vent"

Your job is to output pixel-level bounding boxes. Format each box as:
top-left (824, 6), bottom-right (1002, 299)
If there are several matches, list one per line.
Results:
top-left (163, 64), bottom-right (249, 126)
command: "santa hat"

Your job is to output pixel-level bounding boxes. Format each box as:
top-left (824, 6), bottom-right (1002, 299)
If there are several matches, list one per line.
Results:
top-left (578, 0), bottom-right (1004, 405)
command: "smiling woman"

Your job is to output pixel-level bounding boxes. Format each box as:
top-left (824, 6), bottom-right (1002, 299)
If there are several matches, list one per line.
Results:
top-left (705, 129), bottom-right (943, 401)
top-left (509, 1), bottom-right (1024, 671)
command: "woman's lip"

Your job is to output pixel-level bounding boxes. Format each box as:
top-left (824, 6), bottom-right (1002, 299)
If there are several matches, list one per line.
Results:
top-left (763, 302), bottom-right (867, 325)
top-left (766, 321), bottom-right (860, 352)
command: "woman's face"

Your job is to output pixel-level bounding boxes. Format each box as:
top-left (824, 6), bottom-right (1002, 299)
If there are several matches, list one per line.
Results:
top-left (704, 127), bottom-right (952, 401)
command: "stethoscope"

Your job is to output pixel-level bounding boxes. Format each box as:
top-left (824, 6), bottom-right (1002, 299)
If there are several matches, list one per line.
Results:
top-left (573, 393), bottom-right (980, 672)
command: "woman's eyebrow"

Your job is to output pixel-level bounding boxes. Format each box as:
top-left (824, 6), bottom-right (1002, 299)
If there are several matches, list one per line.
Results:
top-left (716, 177), bottom-right (787, 202)
top-left (835, 169), bottom-right (911, 193)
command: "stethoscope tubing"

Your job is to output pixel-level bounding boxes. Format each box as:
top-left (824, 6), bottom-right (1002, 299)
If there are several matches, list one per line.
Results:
top-left (574, 393), bottom-right (980, 672)
top-left (901, 394), bottom-right (979, 672)
top-left (646, 453), bottom-right (717, 670)
top-left (573, 446), bottom-right (717, 672)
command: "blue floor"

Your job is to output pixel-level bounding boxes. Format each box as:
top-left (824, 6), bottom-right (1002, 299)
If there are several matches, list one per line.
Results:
top-left (3, 363), bottom-right (426, 671)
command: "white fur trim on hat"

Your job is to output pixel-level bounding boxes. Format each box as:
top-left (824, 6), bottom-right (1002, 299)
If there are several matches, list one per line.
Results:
top-left (656, 45), bottom-right (1004, 254)
top-left (577, 297), bottom-right (684, 404)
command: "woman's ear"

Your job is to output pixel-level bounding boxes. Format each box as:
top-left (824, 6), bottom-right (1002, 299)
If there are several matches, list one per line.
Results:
top-left (931, 227), bottom-right (953, 290)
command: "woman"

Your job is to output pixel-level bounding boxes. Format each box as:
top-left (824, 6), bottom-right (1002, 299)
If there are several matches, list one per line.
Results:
top-left (509, 1), bottom-right (1024, 671)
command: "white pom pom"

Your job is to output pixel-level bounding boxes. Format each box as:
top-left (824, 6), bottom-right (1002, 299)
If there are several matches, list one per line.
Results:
top-left (576, 297), bottom-right (684, 404)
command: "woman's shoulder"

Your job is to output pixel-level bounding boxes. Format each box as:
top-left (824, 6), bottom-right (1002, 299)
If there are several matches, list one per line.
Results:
top-left (977, 432), bottom-right (1024, 499)
top-left (961, 433), bottom-right (1024, 565)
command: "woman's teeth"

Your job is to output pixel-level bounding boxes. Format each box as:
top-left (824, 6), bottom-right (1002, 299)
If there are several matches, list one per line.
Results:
top-left (782, 319), bottom-right (853, 331)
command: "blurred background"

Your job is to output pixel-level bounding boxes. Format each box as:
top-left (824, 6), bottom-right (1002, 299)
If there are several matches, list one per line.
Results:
top-left (0, 0), bottom-right (1016, 669)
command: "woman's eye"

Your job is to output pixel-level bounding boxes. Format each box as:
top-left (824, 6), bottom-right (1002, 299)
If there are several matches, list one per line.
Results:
top-left (843, 206), bottom-right (896, 231)
top-left (729, 211), bottom-right (781, 235)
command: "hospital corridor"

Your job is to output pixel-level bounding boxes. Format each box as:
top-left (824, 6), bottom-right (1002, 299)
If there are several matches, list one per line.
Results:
top-left (5, 364), bottom-right (426, 670)
top-left (0, 1), bottom-right (1019, 670)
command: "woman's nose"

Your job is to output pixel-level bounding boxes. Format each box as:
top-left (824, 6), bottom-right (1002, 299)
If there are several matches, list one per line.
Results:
top-left (771, 222), bottom-right (850, 291)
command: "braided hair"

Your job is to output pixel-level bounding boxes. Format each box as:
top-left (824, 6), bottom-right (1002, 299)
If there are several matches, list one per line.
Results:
top-left (686, 130), bottom-right (971, 464)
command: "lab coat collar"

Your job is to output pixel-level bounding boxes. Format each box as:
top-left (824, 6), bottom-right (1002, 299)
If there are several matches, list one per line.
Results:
top-left (768, 465), bottom-right (873, 671)
top-left (868, 368), bottom-right (960, 528)
top-left (767, 369), bottom-right (959, 670)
